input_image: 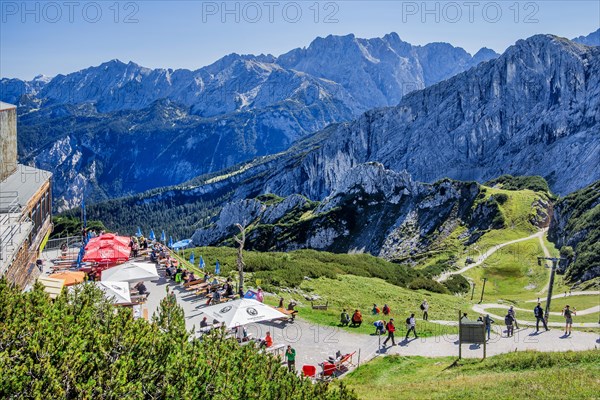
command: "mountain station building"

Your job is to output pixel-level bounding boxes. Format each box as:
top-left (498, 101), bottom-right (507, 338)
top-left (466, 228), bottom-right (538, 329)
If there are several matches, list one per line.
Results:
top-left (0, 102), bottom-right (53, 287)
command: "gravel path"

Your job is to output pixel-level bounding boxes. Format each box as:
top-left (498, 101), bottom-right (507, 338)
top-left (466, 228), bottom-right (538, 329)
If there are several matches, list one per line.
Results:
top-left (144, 275), bottom-right (600, 374)
top-left (437, 229), bottom-right (548, 282)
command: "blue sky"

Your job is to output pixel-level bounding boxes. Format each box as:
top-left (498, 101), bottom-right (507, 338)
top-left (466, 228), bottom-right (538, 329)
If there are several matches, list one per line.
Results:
top-left (1, 1), bottom-right (598, 79)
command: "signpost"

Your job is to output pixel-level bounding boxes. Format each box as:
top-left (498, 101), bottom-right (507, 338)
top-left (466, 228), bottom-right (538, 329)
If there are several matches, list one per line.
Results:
top-left (479, 278), bottom-right (487, 304)
top-left (458, 310), bottom-right (486, 360)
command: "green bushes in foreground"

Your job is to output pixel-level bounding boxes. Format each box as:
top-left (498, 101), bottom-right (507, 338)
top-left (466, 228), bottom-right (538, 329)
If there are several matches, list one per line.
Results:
top-left (0, 279), bottom-right (355, 399)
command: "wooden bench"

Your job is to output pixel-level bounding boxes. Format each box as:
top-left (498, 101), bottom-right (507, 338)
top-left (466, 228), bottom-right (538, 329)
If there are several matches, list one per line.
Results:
top-left (184, 279), bottom-right (205, 290)
top-left (311, 301), bottom-right (329, 310)
top-left (205, 293), bottom-right (231, 305)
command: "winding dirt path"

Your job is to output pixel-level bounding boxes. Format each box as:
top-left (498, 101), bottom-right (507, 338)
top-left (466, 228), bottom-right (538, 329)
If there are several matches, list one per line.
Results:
top-left (437, 228), bottom-right (548, 282)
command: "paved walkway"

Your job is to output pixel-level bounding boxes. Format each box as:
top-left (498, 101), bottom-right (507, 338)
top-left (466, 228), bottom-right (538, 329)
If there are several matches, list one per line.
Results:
top-left (472, 303), bottom-right (599, 328)
top-left (437, 229), bottom-right (547, 282)
top-left (381, 325), bottom-right (600, 358)
top-left (40, 249), bottom-right (598, 374)
top-left (144, 274), bottom-right (600, 374)
top-left (145, 275), bottom-right (377, 371)
top-left (525, 291), bottom-right (600, 302)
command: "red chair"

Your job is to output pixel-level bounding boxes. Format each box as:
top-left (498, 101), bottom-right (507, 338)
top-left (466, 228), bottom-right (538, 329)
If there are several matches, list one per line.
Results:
top-left (302, 365), bottom-right (317, 378)
top-left (322, 362), bottom-right (336, 377)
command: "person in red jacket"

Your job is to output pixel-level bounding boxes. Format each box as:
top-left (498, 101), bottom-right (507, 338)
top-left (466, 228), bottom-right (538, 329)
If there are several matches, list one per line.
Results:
top-left (383, 318), bottom-right (396, 346)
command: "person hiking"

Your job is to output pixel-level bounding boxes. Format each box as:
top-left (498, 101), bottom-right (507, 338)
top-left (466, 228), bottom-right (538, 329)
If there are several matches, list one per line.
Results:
top-left (504, 312), bottom-right (515, 337)
top-left (508, 306), bottom-right (519, 329)
top-left (405, 314), bottom-right (418, 340)
top-left (383, 318), bottom-right (396, 346)
top-left (562, 305), bottom-right (576, 335)
top-left (420, 300), bottom-right (429, 321)
top-left (285, 345), bottom-right (296, 372)
top-left (534, 302), bottom-right (549, 332)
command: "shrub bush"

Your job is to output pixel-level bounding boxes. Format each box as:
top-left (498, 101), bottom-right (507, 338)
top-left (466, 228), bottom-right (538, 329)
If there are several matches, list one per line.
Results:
top-left (493, 193), bottom-right (509, 204)
top-left (443, 274), bottom-right (470, 294)
top-left (0, 279), bottom-right (355, 399)
top-left (408, 277), bottom-right (450, 294)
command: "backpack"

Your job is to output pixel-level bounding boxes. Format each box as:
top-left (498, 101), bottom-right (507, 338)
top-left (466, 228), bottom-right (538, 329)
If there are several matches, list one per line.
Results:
top-left (504, 315), bottom-right (513, 325)
top-left (564, 309), bottom-right (572, 318)
top-left (420, 303), bottom-right (425, 310)
top-left (534, 307), bottom-right (541, 317)
top-left (406, 317), bottom-right (411, 325)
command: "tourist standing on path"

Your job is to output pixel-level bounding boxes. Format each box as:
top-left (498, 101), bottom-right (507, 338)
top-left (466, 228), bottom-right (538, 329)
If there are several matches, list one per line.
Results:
top-left (285, 345), bottom-right (296, 372)
top-left (504, 312), bottom-right (515, 337)
top-left (508, 306), bottom-right (519, 329)
top-left (481, 314), bottom-right (494, 340)
top-left (405, 314), bottom-right (418, 340)
top-left (421, 300), bottom-right (429, 321)
top-left (383, 319), bottom-right (396, 346)
top-left (534, 303), bottom-right (549, 332)
top-left (562, 305), bottom-right (576, 335)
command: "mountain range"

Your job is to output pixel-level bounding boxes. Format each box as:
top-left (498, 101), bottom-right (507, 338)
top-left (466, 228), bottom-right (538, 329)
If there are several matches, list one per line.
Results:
top-left (1, 33), bottom-right (499, 209)
top-left (85, 33), bottom-right (599, 245)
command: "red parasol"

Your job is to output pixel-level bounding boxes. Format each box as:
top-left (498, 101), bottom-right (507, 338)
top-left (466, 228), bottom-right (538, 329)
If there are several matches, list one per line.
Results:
top-left (83, 241), bottom-right (131, 263)
top-left (85, 233), bottom-right (131, 250)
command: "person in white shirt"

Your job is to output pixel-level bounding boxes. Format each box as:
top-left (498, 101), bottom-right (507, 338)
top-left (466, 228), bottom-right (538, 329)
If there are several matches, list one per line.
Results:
top-left (405, 313), bottom-right (418, 340)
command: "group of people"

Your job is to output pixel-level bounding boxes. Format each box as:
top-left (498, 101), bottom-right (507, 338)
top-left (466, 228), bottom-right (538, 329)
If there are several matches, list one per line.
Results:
top-left (128, 235), bottom-right (150, 258)
top-left (469, 302), bottom-right (578, 340)
top-left (339, 307), bottom-right (420, 346)
top-left (165, 264), bottom-right (198, 284)
top-left (149, 243), bottom-right (171, 264)
top-left (340, 299), bottom-right (429, 329)
top-left (205, 277), bottom-right (238, 305)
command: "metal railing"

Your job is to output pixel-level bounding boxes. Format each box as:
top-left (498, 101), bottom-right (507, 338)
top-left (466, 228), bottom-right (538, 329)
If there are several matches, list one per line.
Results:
top-left (0, 191), bottom-right (30, 260)
top-left (0, 191), bottom-right (21, 214)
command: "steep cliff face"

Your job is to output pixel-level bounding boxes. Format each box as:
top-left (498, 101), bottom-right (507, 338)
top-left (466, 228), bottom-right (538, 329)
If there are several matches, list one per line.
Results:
top-left (191, 164), bottom-right (506, 259)
top-left (277, 34), bottom-right (600, 198)
top-left (548, 180), bottom-right (600, 282)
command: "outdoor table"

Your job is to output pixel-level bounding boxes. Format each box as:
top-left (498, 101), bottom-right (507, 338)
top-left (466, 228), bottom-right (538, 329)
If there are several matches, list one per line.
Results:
top-left (265, 344), bottom-right (286, 358)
